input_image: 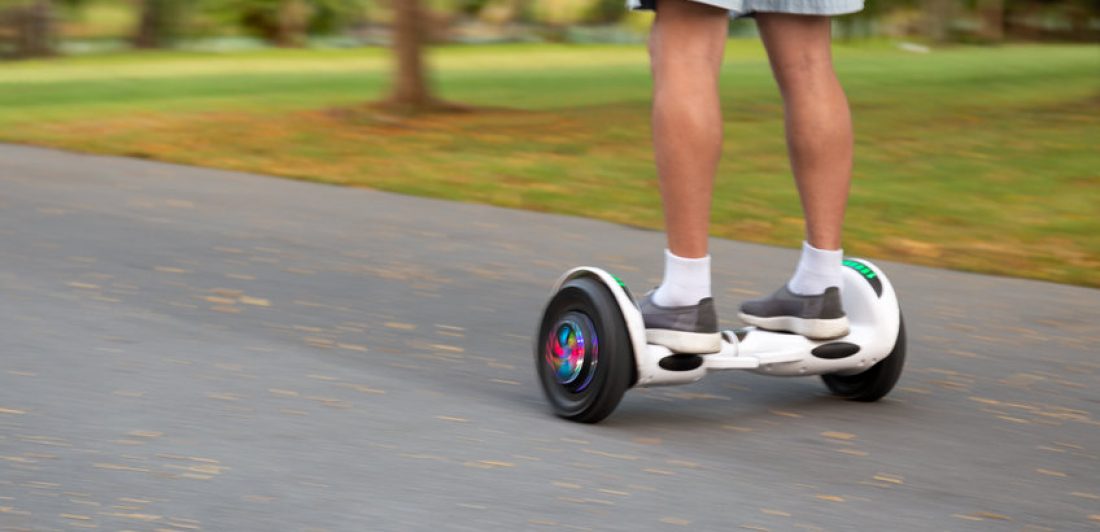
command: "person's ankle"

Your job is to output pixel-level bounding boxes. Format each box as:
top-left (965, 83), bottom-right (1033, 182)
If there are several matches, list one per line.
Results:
top-left (652, 249), bottom-right (711, 307)
top-left (786, 241), bottom-right (842, 296)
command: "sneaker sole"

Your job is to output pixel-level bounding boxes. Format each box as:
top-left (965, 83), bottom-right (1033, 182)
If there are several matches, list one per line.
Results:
top-left (737, 313), bottom-right (850, 341)
top-left (645, 329), bottom-right (722, 355)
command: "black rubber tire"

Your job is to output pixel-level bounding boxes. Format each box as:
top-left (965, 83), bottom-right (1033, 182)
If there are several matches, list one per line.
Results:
top-left (536, 276), bottom-right (634, 423)
top-left (821, 313), bottom-right (906, 402)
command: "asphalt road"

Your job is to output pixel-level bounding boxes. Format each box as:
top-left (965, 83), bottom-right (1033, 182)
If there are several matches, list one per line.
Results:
top-left (1, 144), bottom-right (1098, 531)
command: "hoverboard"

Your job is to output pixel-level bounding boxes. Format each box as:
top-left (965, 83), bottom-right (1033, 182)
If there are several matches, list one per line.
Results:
top-left (535, 259), bottom-right (905, 423)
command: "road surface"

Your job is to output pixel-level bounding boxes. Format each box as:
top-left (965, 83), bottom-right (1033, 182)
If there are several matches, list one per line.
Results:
top-left (1, 144), bottom-right (1097, 531)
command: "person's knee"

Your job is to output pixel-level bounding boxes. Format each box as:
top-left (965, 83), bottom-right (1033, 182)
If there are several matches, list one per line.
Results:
top-left (778, 49), bottom-right (831, 72)
top-left (772, 52), bottom-right (835, 91)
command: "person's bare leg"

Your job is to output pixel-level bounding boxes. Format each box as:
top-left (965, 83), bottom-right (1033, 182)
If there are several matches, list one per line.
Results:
top-left (736, 13), bottom-right (852, 340)
top-left (650, 0), bottom-right (729, 260)
top-left (641, 0), bottom-right (729, 354)
top-left (757, 13), bottom-right (852, 252)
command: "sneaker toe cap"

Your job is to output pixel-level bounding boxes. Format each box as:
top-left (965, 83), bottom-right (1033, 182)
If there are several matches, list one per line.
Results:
top-left (739, 299), bottom-right (766, 315)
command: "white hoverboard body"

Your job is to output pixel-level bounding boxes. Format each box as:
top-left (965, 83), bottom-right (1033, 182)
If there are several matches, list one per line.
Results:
top-left (548, 259), bottom-right (902, 388)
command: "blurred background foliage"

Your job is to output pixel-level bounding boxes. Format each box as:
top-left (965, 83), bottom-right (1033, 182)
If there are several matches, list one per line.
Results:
top-left (0, 0), bottom-right (1096, 58)
top-left (0, 1), bottom-right (1095, 286)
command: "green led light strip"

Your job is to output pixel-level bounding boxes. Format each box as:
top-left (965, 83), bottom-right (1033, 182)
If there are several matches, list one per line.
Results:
top-left (842, 259), bottom-right (878, 280)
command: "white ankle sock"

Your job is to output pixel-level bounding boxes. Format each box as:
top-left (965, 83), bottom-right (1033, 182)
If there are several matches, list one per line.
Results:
top-left (652, 249), bottom-right (711, 307)
top-left (787, 241), bottom-right (843, 296)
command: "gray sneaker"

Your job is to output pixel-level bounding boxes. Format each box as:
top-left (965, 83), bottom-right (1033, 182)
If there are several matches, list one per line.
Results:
top-left (637, 292), bottom-right (721, 354)
top-left (738, 285), bottom-right (849, 340)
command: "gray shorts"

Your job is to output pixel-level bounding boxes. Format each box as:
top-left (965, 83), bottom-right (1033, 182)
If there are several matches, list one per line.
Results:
top-left (627, 0), bottom-right (864, 20)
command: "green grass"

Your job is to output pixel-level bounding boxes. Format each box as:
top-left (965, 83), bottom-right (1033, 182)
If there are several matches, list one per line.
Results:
top-left (1, 42), bottom-right (1098, 286)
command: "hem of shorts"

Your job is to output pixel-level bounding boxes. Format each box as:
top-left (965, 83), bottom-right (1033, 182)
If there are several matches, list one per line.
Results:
top-left (745, 2), bottom-right (864, 16)
top-left (627, 0), bottom-right (864, 18)
top-left (626, 0), bottom-right (734, 11)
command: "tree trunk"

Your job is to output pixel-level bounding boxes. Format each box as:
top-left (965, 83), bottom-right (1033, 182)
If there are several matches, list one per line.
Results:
top-left (134, 0), bottom-right (156, 48)
top-left (976, 0), bottom-right (1004, 42)
top-left (15, 0), bottom-right (55, 58)
top-left (133, 0), bottom-right (170, 49)
top-left (275, 0), bottom-right (310, 48)
top-left (390, 0), bottom-right (432, 109)
top-left (924, 0), bottom-right (953, 43)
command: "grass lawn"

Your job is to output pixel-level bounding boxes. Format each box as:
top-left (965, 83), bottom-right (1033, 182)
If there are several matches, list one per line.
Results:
top-left (1, 42), bottom-right (1097, 287)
